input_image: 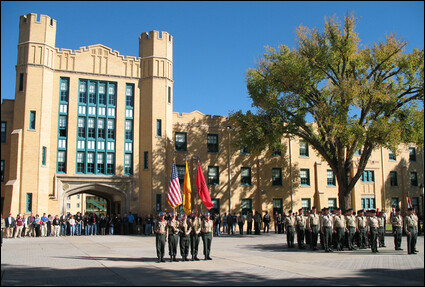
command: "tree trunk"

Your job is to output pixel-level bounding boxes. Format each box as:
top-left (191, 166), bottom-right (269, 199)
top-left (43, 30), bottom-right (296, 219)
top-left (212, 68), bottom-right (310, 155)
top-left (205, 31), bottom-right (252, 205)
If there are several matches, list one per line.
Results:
top-left (338, 184), bottom-right (352, 211)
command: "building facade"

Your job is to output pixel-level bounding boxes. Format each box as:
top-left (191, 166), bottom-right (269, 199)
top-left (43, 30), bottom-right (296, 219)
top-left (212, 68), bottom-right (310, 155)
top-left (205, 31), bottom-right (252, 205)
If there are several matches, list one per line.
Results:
top-left (1, 13), bottom-right (424, 220)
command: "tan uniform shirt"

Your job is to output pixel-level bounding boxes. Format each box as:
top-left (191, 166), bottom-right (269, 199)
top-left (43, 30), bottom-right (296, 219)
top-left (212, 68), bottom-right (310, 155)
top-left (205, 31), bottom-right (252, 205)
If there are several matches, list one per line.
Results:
top-left (237, 215), bottom-right (245, 224)
top-left (357, 216), bottom-right (367, 229)
top-left (309, 214), bottom-right (320, 227)
top-left (345, 215), bottom-right (357, 228)
top-left (168, 218), bottom-right (179, 235)
top-left (201, 219), bottom-right (214, 233)
top-left (285, 215), bottom-right (295, 227)
top-left (390, 214), bottom-right (402, 228)
top-left (155, 219), bottom-right (168, 236)
top-left (404, 214), bottom-right (418, 233)
top-left (190, 217), bottom-right (202, 234)
top-left (296, 215), bottom-right (306, 227)
top-left (321, 214), bottom-right (333, 228)
top-left (179, 219), bottom-right (192, 236)
top-left (333, 214), bottom-right (346, 229)
top-left (378, 217), bottom-right (385, 228)
top-left (367, 216), bottom-right (379, 228)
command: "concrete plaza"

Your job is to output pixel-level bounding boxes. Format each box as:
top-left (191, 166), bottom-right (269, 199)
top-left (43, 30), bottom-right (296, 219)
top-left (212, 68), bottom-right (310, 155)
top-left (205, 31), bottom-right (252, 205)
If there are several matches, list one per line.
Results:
top-left (1, 232), bottom-right (424, 286)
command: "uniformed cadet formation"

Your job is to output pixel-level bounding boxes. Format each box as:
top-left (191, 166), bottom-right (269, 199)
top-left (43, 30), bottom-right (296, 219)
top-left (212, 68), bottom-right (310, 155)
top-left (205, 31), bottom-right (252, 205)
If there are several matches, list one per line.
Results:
top-left (154, 210), bottom-right (214, 263)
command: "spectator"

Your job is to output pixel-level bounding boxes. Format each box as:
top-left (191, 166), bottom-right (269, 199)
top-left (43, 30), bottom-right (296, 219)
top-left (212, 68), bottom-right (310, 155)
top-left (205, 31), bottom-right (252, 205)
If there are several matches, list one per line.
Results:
top-left (14, 214), bottom-right (24, 238)
top-left (100, 214), bottom-right (107, 235)
top-left (84, 213), bottom-right (90, 235)
top-left (215, 213), bottom-right (221, 236)
top-left (75, 212), bottom-right (82, 236)
top-left (21, 215), bottom-right (27, 237)
top-left (274, 212), bottom-right (278, 233)
top-left (68, 215), bottom-right (75, 236)
top-left (145, 214), bottom-right (152, 236)
top-left (47, 214), bottom-right (53, 237)
top-left (237, 213), bottom-right (245, 235)
top-left (115, 214), bottom-right (122, 235)
top-left (227, 213), bottom-right (234, 235)
top-left (128, 212), bottom-right (135, 235)
top-left (5, 213), bottom-right (15, 238)
top-left (277, 214), bottom-right (283, 234)
top-left (60, 212), bottom-right (67, 236)
top-left (1, 215), bottom-right (5, 246)
top-left (222, 213), bottom-right (228, 234)
top-left (123, 213), bottom-right (129, 235)
top-left (109, 214), bottom-right (115, 235)
top-left (34, 214), bottom-right (41, 237)
top-left (26, 213), bottom-right (35, 237)
top-left (40, 213), bottom-right (48, 237)
top-left (52, 215), bottom-right (60, 237)
top-left (263, 211), bottom-right (271, 233)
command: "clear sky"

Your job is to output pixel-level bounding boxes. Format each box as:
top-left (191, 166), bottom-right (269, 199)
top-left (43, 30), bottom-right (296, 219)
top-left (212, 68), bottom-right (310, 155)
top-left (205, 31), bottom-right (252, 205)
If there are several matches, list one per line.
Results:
top-left (1, 1), bottom-right (424, 117)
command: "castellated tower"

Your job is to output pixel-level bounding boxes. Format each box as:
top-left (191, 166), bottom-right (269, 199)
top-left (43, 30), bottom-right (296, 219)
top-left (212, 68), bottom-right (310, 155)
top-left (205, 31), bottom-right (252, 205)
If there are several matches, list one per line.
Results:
top-left (139, 31), bottom-right (174, 214)
top-left (5, 14), bottom-right (57, 214)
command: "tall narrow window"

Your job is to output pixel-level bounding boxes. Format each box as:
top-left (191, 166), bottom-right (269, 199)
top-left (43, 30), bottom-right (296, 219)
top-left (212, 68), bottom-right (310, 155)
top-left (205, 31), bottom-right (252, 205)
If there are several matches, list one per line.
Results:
top-left (77, 152), bottom-right (85, 173)
top-left (78, 117), bottom-right (85, 138)
top-left (98, 84), bottom-right (106, 105)
top-left (1, 122), bottom-right (6, 143)
top-left (156, 119), bottom-right (162, 137)
top-left (409, 147), bottom-right (416, 161)
top-left (108, 85), bottom-right (116, 106)
top-left (79, 82), bottom-right (87, 103)
top-left (26, 193), bottom-right (33, 213)
top-left (97, 118), bottom-right (105, 139)
top-left (389, 150), bottom-right (396, 161)
top-left (175, 132), bottom-right (187, 151)
top-left (299, 141), bottom-right (309, 157)
top-left (300, 169), bottom-right (310, 186)
top-left (411, 172), bottom-right (418, 186)
top-left (88, 83), bottom-right (96, 104)
top-left (97, 153), bottom-right (104, 174)
top-left (59, 116), bottom-right (67, 137)
top-left (107, 153), bottom-right (114, 174)
top-left (208, 166), bottom-right (219, 185)
top-left (42, 146), bottom-right (47, 166)
top-left (126, 85), bottom-right (134, 107)
top-left (168, 86), bottom-right (171, 104)
top-left (87, 118), bottom-right (95, 138)
top-left (1, 160), bottom-right (4, 182)
top-left (87, 152), bottom-right (95, 173)
top-left (241, 198), bottom-right (252, 216)
top-left (125, 120), bottom-right (133, 140)
top-left (29, 111), bottom-right (36, 130)
top-left (57, 151), bottom-right (66, 173)
top-left (144, 151), bottom-right (149, 169)
top-left (273, 198), bottom-right (283, 215)
top-left (327, 170), bottom-right (336, 186)
top-left (272, 168), bottom-right (282, 186)
top-left (107, 119), bottom-right (115, 139)
top-left (124, 154), bottom-right (133, 175)
top-left (390, 171), bottom-right (398, 186)
top-left (19, 73), bottom-right (24, 91)
top-left (241, 167), bottom-right (251, 186)
top-left (207, 134), bottom-right (219, 153)
top-left (60, 78), bottom-right (69, 102)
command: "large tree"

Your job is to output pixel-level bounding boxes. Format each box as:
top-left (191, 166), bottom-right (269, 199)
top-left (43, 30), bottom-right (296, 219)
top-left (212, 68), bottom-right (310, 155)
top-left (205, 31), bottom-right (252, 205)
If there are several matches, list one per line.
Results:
top-left (231, 14), bottom-right (424, 211)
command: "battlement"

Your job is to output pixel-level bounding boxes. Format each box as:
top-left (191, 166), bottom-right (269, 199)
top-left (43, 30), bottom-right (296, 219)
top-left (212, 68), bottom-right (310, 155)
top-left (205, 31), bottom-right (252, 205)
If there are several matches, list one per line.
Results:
top-left (19, 13), bottom-right (56, 47)
top-left (20, 13), bottom-right (56, 28)
top-left (140, 30), bottom-right (172, 42)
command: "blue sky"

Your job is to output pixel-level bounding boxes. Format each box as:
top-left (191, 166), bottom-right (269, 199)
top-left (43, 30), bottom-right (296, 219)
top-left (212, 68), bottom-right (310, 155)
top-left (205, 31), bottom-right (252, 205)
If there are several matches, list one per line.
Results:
top-left (1, 1), bottom-right (424, 117)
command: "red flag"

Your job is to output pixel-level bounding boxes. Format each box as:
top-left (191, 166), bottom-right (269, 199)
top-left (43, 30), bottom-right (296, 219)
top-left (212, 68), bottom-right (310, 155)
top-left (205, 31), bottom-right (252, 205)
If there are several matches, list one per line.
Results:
top-left (196, 161), bottom-right (213, 210)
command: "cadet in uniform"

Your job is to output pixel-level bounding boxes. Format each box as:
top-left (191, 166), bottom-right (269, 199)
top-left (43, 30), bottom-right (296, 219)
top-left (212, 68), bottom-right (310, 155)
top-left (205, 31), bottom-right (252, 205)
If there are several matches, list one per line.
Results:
top-left (295, 208), bottom-right (306, 249)
top-left (285, 210), bottom-right (295, 248)
top-left (390, 207), bottom-right (403, 250)
top-left (247, 211), bottom-right (253, 234)
top-left (308, 207), bottom-right (320, 250)
top-left (189, 210), bottom-right (201, 261)
top-left (321, 207), bottom-right (333, 252)
top-left (404, 207), bottom-right (418, 254)
top-left (367, 209), bottom-right (379, 253)
top-left (167, 212), bottom-right (179, 262)
top-left (155, 212), bottom-right (168, 263)
top-left (378, 211), bottom-right (386, 247)
top-left (179, 214), bottom-right (192, 261)
top-left (333, 208), bottom-right (346, 251)
top-left (356, 209), bottom-right (367, 249)
top-left (237, 213), bottom-right (245, 235)
top-left (345, 208), bottom-right (357, 250)
top-left (201, 212), bottom-right (214, 260)
top-left (254, 211), bottom-right (262, 235)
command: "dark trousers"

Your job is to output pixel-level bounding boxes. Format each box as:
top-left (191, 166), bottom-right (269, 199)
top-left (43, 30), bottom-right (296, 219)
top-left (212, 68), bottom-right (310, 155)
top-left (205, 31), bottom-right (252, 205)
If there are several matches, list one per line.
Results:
top-left (378, 228), bottom-right (385, 247)
top-left (264, 222), bottom-right (269, 233)
top-left (310, 225), bottom-right (319, 249)
top-left (254, 222), bottom-right (261, 235)
top-left (305, 229), bottom-right (311, 245)
top-left (296, 226), bottom-right (305, 248)
top-left (180, 235), bottom-right (190, 258)
top-left (238, 223), bottom-right (244, 235)
top-left (168, 234), bottom-right (179, 257)
top-left (156, 234), bottom-right (166, 259)
top-left (202, 232), bottom-right (212, 258)
top-left (393, 227), bottom-right (402, 250)
top-left (358, 228), bottom-right (367, 248)
top-left (190, 233), bottom-right (200, 257)
top-left (323, 227), bottom-right (332, 251)
top-left (247, 221), bottom-right (252, 234)
top-left (370, 227), bottom-right (378, 252)
top-left (407, 227), bottom-right (417, 254)
top-left (287, 226), bottom-right (295, 247)
top-left (347, 227), bottom-right (356, 249)
top-left (336, 228), bottom-right (345, 251)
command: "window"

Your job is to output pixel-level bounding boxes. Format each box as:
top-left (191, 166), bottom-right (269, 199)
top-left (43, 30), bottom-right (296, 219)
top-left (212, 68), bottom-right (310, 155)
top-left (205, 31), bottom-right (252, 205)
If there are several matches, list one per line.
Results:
top-left (97, 118), bottom-right (105, 139)
top-left (98, 84), bottom-right (106, 105)
top-left (60, 78), bottom-right (68, 102)
top-left (273, 198), bottom-right (283, 215)
top-left (77, 152), bottom-right (85, 173)
top-left (361, 196), bottom-right (375, 210)
top-left (57, 151), bottom-right (66, 173)
top-left (389, 150), bottom-right (396, 161)
top-left (108, 85), bottom-right (116, 106)
top-left (125, 120), bottom-right (133, 140)
top-left (156, 194), bottom-right (162, 212)
top-left (411, 172), bottom-right (418, 186)
top-left (87, 152), bottom-right (95, 173)
top-left (59, 116), bottom-right (67, 137)
top-left (1, 160), bottom-right (4, 182)
top-left (79, 82), bottom-right (87, 103)
top-left (390, 171), bottom-right (398, 186)
top-left (144, 151), bottom-right (148, 169)
top-left (29, 111), bottom-right (36, 130)
top-left (124, 154), bottom-right (133, 175)
top-left (412, 197), bottom-right (420, 214)
top-left (210, 199), bottom-right (220, 215)
top-left (26, 193), bottom-right (32, 213)
top-left (241, 167), bottom-right (251, 186)
top-left (87, 118), bottom-right (95, 138)
top-left (176, 165), bottom-right (186, 186)
top-left (328, 198), bottom-right (337, 212)
top-left (67, 203), bottom-right (71, 209)
top-left (391, 197), bottom-right (399, 209)
top-left (272, 168), bottom-right (282, 186)
top-left (78, 117), bottom-right (85, 138)
top-left (126, 85), bottom-right (134, 107)
top-left (301, 198), bottom-right (311, 212)
top-left (19, 73), bottom-right (24, 91)
top-left (175, 132), bottom-right (187, 152)
top-left (208, 166), bottom-right (219, 185)
top-left (409, 147), bottom-right (416, 161)
top-left (97, 153), bottom-right (104, 174)
top-left (42, 146), bottom-right (47, 166)
top-left (107, 119), bottom-right (115, 139)
top-left (156, 119), bottom-right (162, 137)
top-left (106, 153), bottom-right (114, 174)
top-left (354, 149), bottom-right (361, 156)
top-left (168, 86), bottom-right (171, 104)
top-left (241, 146), bottom-right (250, 155)
top-left (88, 83), bottom-right (96, 104)
top-left (300, 169), bottom-right (310, 186)
top-left (1, 122), bottom-right (6, 143)
top-left (241, 198), bottom-right (252, 216)
top-left (207, 134), bottom-right (219, 153)
top-left (361, 170), bottom-right (375, 182)
top-left (299, 141), bottom-right (309, 157)
top-left (272, 149), bottom-right (281, 157)
top-left (327, 170), bottom-right (336, 186)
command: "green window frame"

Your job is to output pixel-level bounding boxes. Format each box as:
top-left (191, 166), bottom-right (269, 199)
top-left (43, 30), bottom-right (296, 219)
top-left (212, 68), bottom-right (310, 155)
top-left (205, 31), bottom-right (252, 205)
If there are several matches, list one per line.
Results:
top-left (207, 134), bottom-right (219, 153)
top-left (300, 169), bottom-right (310, 186)
top-left (29, 111), bottom-right (36, 130)
top-left (156, 119), bottom-right (162, 137)
top-left (241, 198), bottom-right (252, 216)
top-left (301, 198), bottom-right (311, 212)
top-left (175, 132), bottom-right (187, 152)
top-left (42, 146), bottom-right (47, 166)
top-left (26, 193), bottom-right (33, 213)
top-left (299, 141), bottom-right (309, 157)
top-left (208, 166), bottom-right (219, 185)
top-left (327, 170), bottom-right (336, 186)
top-left (361, 170), bottom-right (375, 182)
top-left (272, 168), bottom-right (282, 186)
top-left (273, 198), bottom-right (283, 215)
top-left (241, 167), bottom-right (251, 186)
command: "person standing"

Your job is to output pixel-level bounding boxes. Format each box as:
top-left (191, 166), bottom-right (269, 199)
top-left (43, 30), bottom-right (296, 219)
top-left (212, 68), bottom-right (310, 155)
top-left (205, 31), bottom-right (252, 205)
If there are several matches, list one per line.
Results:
top-left (285, 210), bottom-right (296, 248)
top-left (246, 211), bottom-right (253, 235)
top-left (308, 207), bottom-right (320, 250)
top-left (52, 215), bottom-right (60, 237)
top-left (321, 208), bottom-right (333, 252)
top-left (145, 214), bottom-right (153, 236)
top-left (356, 209), bottom-right (367, 249)
top-left (26, 213), bottom-right (35, 237)
top-left (34, 214), bottom-right (41, 237)
top-left (189, 210), bottom-right (201, 261)
top-left (404, 207), bottom-right (418, 255)
top-left (68, 215), bottom-right (75, 236)
top-left (390, 207), bottom-right (403, 250)
top-left (179, 214), bottom-right (192, 261)
top-left (5, 213), bottom-right (15, 238)
top-left (227, 213), bottom-right (234, 235)
top-left (367, 209), bottom-right (379, 253)
top-left (40, 213), bottom-right (48, 237)
top-left (263, 211), bottom-right (271, 233)
top-left (333, 208), bottom-right (346, 251)
top-left (128, 212), bottom-right (135, 235)
top-left (201, 212), bottom-right (214, 260)
top-left (277, 214), bottom-right (283, 234)
top-left (167, 213), bottom-right (179, 262)
top-left (75, 212), bottom-right (82, 236)
top-left (14, 214), bottom-right (24, 238)
top-left (215, 213), bottom-right (221, 237)
top-left (345, 209), bottom-right (357, 250)
top-left (254, 211), bottom-right (262, 235)
top-left (155, 212), bottom-right (168, 263)
top-left (237, 213), bottom-right (245, 235)
top-left (295, 209), bottom-right (306, 249)
top-left (378, 211), bottom-right (386, 247)
top-left (1, 215), bottom-right (5, 247)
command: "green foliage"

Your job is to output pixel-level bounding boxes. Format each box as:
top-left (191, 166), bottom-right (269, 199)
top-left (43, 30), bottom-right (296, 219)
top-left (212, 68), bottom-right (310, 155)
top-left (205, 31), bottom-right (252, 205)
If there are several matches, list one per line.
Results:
top-left (231, 13), bottom-right (424, 208)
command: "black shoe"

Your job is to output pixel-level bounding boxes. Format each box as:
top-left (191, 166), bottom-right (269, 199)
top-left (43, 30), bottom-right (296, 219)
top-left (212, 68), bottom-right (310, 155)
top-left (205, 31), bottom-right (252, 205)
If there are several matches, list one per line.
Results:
top-left (184, 257), bottom-right (189, 261)
top-left (173, 256), bottom-right (178, 262)
top-left (328, 249), bottom-right (333, 252)
top-left (376, 250), bottom-right (379, 253)
top-left (157, 258), bottom-right (161, 263)
top-left (207, 257), bottom-right (212, 260)
top-left (194, 257), bottom-right (200, 261)
top-left (170, 257), bottom-right (173, 262)
top-left (160, 257), bottom-right (165, 262)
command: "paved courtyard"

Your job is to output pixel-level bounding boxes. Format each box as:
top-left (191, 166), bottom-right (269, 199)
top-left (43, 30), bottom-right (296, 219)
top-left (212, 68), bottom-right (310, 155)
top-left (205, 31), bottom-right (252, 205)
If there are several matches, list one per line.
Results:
top-left (1, 232), bottom-right (423, 286)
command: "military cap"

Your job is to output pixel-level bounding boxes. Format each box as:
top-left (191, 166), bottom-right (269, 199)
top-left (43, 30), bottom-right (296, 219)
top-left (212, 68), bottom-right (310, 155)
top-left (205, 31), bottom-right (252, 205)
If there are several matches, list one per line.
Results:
top-left (298, 208), bottom-right (303, 212)
top-left (347, 208), bottom-right (353, 212)
top-left (288, 210), bottom-right (293, 213)
top-left (335, 207), bottom-right (341, 211)
top-left (312, 206), bottom-right (316, 210)
top-left (407, 207), bottom-right (414, 211)
top-left (170, 212), bottom-right (175, 216)
top-left (395, 207), bottom-right (400, 212)
top-left (323, 207), bottom-right (329, 211)
top-left (369, 209), bottom-right (376, 213)
top-left (159, 212), bottom-right (164, 216)
top-left (205, 212), bottom-right (210, 216)
top-left (357, 209), bottom-right (364, 213)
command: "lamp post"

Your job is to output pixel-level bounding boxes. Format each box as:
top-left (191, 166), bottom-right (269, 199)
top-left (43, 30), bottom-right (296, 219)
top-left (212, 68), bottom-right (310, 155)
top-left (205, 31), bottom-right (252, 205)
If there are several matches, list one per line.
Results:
top-left (226, 125), bottom-right (232, 214)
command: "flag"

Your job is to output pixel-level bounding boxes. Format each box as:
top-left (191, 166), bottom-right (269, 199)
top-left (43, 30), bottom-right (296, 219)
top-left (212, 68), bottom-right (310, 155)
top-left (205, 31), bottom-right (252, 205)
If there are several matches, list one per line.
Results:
top-left (167, 163), bottom-right (182, 208)
top-left (407, 191), bottom-right (413, 209)
top-left (183, 161), bottom-right (192, 215)
top-left (196, 161), bottom-right (213, 210)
